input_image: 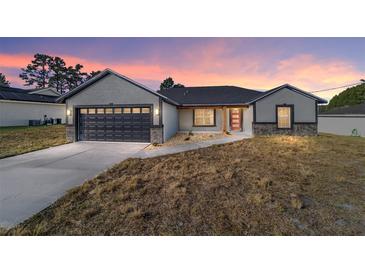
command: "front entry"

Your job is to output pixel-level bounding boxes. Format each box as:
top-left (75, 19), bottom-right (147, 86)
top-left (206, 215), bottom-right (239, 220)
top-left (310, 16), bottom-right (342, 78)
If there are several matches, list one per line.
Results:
top-left (230, 109), bottom-right (242, 131)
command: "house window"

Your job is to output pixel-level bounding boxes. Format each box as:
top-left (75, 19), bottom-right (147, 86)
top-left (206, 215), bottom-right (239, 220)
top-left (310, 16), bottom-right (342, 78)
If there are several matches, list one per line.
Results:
top-left (114, 108), bottom-right (122, 114)
top-left (277, 106), bottom-right (292, 129)
top-left (194, 109), bottom-right (215, 126)
top-left (97, 108), bottom-right (104, 114)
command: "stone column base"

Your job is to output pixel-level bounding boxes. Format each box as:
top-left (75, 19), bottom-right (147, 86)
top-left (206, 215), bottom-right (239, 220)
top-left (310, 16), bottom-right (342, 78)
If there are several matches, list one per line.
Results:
top-left (253, 123), bottom-right (318, 136)
top-left (150, 126), bottom-right (163, 144)
top-left (66, 125), bottom-right (76, 142)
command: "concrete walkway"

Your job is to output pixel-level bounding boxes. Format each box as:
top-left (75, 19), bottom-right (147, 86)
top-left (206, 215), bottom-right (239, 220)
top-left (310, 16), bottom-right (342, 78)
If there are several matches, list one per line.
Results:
top-left (135, 133), bottom-right (251, 159)
top-left (0, 142), bottom-right (147, 228)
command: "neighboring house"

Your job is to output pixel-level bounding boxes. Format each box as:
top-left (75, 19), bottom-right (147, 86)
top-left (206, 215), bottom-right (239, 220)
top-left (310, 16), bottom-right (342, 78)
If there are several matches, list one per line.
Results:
top-left (318, 103), bottom-right (365, 137)
top-left (58, 68), bottom-right (327, 143)
top-left (0, 86), bottom-right (65, 127)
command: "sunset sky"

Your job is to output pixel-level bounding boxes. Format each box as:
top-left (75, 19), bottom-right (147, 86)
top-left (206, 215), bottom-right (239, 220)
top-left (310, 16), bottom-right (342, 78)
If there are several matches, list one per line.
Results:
top-left (1, 37), bottom-right (365, 100)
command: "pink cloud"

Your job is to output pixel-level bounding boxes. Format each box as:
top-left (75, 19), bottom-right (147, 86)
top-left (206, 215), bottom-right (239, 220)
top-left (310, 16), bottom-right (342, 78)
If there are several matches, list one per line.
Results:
top-left (0, 53), bottom-right (33, 69)
top-left (1, 50), bottom-right (363, 101)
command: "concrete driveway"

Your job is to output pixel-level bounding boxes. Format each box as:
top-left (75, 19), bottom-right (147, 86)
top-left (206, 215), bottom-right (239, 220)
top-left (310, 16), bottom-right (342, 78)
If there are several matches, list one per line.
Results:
top-left (0, 142), bottom-right (147, 228)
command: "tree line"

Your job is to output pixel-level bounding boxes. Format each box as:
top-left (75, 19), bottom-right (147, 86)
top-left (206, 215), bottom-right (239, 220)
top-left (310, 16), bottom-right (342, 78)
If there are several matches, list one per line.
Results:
top-left (19, 54), bottom-right (101, 94)
top-left (320, 83), bottom-right (365, 112)
top-left (1, 54), bottom-right (185, 93)
top-left (0, 54), bottom-right (100, 94)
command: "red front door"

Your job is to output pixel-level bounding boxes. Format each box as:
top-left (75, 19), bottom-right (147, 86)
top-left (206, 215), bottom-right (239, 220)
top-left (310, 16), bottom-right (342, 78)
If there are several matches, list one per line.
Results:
top-left (230, 109), bottom-right (241, 131)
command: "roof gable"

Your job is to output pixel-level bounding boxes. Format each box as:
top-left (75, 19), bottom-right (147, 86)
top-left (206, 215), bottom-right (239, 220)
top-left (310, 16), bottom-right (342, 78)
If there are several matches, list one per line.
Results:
top-left (249, 84), bottom-right (327, 104)
top-left (57, 69), bottom-right (178, 105)
top-left (29, 87), bottom-right (60, 97)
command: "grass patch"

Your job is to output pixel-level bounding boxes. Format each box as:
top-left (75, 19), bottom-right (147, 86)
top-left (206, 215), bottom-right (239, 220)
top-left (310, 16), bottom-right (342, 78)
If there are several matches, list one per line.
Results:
top-left (5, 134), bottom-right (365, 235)
top-left (0, 125), bottom-right (68, 159)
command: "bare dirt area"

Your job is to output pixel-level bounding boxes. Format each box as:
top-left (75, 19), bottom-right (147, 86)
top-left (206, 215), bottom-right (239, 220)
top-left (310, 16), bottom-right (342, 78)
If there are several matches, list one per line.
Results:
top-left (4, 134), bottom-right (365, 235)
top-left (146, 132), bottom-right (229, 150)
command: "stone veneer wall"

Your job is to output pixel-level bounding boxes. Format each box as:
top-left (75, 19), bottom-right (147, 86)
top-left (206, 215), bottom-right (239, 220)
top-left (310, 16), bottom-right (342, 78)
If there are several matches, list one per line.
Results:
top-left (66, 125), bottom-right (76, 142)
top-left (253, 123), bottom-right (318, 136)
top-left (150, 127), bottom-right (163, 144)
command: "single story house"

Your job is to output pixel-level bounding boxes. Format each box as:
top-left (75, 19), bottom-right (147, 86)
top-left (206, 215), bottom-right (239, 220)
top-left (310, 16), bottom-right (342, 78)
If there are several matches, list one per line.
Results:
top-left (318, 103), bottom-right (365, 136)
top-left (58, 69), bottom-right (327, 143)
top-left (0, 86), bottom-right (65, 127)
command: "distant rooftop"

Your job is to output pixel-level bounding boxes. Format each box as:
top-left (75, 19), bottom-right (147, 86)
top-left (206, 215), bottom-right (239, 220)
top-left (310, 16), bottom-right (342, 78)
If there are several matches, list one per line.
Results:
top-left (0, 86), bottom-right (59, 103)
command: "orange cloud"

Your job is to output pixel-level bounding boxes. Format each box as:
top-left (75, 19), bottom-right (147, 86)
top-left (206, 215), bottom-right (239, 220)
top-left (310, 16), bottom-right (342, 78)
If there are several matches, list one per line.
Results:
top-left (0, 53), bottom-right (33, 69)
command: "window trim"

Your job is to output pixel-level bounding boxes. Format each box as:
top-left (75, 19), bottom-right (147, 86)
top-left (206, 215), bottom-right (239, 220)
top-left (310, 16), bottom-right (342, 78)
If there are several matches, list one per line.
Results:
top-left (276, 104), bottom-right (294, 129)
top-left (193, 108), bottom-right (216, 127)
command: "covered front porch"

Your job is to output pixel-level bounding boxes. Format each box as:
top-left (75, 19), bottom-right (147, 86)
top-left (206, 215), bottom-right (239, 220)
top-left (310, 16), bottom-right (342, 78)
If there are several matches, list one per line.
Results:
top-left (177, 105), bottom-right (254, 135)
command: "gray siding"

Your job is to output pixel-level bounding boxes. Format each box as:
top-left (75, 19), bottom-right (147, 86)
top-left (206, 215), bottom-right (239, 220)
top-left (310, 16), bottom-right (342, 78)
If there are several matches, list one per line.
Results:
top-left (255, 88), bottom-right (316, 123)
top-left (0, 100), bottom-right (65, 127)
top-left (242, 105), bottom-right (253, 134)
top-left (318, 116), bottom-right (365, 136)
top-left (178, 107), bottom-right (253, 134)
top-left (65, 74), bottom-right (160, 125)
top-left (162, 101), bottom-right (178, 140)
top-left (179, 108), bottom-right (222, 132)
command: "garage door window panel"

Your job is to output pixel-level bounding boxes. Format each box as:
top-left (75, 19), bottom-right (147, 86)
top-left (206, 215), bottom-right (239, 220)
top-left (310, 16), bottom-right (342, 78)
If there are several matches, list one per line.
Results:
top-left (142, 107), bottom-right (150, 113)
top-left (105, 108), bottom-right (113, 114)
top-left (123, 108), bottom-right (131, 114)
top-left (132, 108), bottom-right (141, 114)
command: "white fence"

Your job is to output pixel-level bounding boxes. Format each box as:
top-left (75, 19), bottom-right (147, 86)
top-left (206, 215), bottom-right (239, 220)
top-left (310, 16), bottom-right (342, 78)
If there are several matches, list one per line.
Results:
top-left (318, 115), bottom-right (365, 137)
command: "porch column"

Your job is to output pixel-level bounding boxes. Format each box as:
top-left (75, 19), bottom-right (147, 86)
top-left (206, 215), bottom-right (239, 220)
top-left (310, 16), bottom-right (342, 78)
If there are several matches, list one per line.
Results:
top-left (222, 106), bottom-right (227, 132)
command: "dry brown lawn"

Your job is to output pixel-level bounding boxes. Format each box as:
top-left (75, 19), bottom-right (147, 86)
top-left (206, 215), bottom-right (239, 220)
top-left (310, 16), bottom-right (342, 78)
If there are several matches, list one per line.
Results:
top-left (5, 134), bottom-right (365, 235)
top-left (0, 125), bottom-right (68, 159)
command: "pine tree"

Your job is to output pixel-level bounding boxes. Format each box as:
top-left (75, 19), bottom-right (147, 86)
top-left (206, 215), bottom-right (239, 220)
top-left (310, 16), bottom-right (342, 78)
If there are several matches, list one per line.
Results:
top-left (160, 77), bottom-right (184, 90)
top-left (65, 64), bottom-right (88, 91)
top-left (48, 57), bottom-right (68, 94)
top-left (19, 54), bottom-right (53, 88)
top-left (0, 73), bottom-right (10, 87)
top-left (19, 53), bottom-right (103, 92)
top-left (86, 70), bottom-right (101, 80)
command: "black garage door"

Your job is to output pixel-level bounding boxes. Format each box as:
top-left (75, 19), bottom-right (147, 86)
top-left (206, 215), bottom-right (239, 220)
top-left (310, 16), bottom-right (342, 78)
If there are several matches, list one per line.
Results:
top-left (78, 106), bottom-right (152, 142)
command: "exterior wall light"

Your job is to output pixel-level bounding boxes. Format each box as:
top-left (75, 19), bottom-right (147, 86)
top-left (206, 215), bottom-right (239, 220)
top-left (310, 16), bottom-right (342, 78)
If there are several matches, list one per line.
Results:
top-left (66, 109), bottom-right (71, 116)
top-left (155, 108), bottom-right (159, 115)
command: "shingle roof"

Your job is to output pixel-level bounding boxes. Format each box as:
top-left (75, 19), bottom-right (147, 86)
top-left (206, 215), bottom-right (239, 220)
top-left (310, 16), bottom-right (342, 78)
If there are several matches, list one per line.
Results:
top-left (0, 86), bottom-right (59, 103)
top-left (158, 86), bottom-right (264, 106)
top-left (0, 86), bottom-right (33, 93)
top-left (320, 103), bottom-right (365, 115)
